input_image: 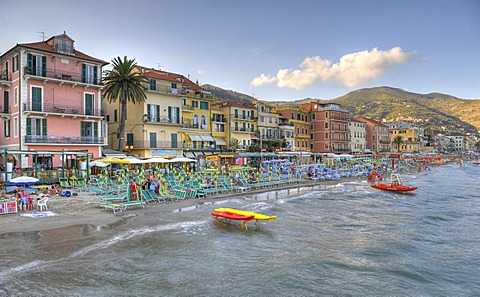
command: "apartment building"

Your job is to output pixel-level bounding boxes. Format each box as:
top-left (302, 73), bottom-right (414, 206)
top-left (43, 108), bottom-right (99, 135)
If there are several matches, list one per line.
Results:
top-left (349, 118), bottom-right (367, 154)
top-left (357, 117), bottom-right (390, 153)
top-left (0, 32), bottom-right (107, 169)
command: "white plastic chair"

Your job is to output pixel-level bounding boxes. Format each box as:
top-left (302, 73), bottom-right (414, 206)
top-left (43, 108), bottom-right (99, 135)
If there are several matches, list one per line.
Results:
top-left (37, 197), bottom-right (48, 211)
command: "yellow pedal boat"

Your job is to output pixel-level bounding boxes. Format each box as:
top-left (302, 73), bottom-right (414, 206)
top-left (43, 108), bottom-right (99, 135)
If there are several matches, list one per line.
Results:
top-left (214, 208), bottom-right (277, 222)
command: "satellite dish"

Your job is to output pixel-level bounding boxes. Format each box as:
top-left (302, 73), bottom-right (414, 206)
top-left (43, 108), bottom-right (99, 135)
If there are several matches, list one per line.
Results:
top-left (211, 144), bottom-right (215, 149)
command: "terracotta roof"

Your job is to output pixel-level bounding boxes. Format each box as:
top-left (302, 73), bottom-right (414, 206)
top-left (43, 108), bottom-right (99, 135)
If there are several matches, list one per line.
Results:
top-left (225, 100), bottom-right (256, 109)
top-left (357, 116), bottom-right (385, 126)
top-left (137, 66), bottom-right (203, 91)
top-left (17, 39), bottom-right (108, 65)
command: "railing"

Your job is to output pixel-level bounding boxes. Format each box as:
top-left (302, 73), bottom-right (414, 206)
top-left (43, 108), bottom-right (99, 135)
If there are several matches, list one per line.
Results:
top-left (0, 70), bottom-right (9, 82)
top-left (183, 123), bottom-right (200, 129)
top-left (211, 117), bottom-right (226, 123)
top-left (231, 114), bottom-right (256, 120)
top-left (145, 83), bottom-right (187, 95)
top-left (143, 116), bottom-right (180, 124)
top-left (0, 105), bottom-right (10, 114)
top-left (233, 128), bottom-right (255, 133)
top-left (182, 104), bottom-right (194, 111)
top-left (25, 135), bottom-right (104, 144)
top-left (23, 102), bottom-right (102, 117)
top-left (24, 66), bottom-right (101, 85)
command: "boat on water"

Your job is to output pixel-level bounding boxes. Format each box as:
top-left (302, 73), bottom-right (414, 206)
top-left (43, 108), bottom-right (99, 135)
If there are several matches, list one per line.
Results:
top-left (371, 173), bottom-right (418, 193)
top-left (211, 211), bottom-right (255, 229)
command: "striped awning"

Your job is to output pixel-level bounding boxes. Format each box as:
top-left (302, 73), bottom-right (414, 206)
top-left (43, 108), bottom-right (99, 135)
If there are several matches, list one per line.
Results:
top-left (213, 137), bottom-right (227, 145)
top-left (201, 135), bottom-right (214, 142)
top-left (189, 135), bottom-right (203, 141)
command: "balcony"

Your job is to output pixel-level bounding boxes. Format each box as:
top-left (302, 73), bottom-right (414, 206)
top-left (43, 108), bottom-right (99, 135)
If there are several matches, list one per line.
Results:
top-left (129, 140), bottom-right (179, 149)
top-left (233, 128), bottom-right (255, 133)
top-left (25, 135), bottom-right (104, 144)
top-left (182, 104), bottom-right (194, 112)
top-left (0, 70), bottom-right (11, 86)
top-left (145, 83), bottom-right (187, 96)
top-left (143, 116), bottom-right (181, 125)
top-left (24, 102), bottom-right (102, 117)
top-left (211, 116), bottom-right (226, 123)
top-left (24, 66), bottom-right (102, 86)
top-left (231, 114), bottom-right (257, 121)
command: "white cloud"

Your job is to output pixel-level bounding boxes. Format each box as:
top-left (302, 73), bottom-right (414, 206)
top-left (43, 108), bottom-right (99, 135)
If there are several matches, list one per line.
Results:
top-left (250, 73), bottom-right (277, 87)
top-left (250, 47), bottom-right (415, 89)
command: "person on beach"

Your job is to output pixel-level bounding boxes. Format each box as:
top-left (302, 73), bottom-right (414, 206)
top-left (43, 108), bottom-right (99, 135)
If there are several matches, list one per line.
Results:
top-left (131, 178), bottom-right (140, 201)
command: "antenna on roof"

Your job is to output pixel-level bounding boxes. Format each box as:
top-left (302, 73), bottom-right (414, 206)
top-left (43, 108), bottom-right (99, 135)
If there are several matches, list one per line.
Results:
top-left (37, 31), bottom-right (45, 41)
top-left (156, 63), bottom-right (163, 70)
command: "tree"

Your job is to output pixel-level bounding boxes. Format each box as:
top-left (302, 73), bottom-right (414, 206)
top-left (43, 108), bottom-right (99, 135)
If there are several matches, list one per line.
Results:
top-left (102, 56), bottom-right (148, 151)
top-left (393, 136), bottom-right (405, 152)
top-left (229, 137), bottom-right (240, 153)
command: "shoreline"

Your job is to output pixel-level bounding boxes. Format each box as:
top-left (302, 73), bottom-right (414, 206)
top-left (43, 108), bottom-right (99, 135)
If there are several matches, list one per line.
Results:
top-left (0, 178), bottom-right (346, 235)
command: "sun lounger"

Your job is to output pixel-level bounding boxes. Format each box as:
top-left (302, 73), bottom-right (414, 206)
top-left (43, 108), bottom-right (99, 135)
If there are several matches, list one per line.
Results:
top-left (101, 203), bottom-right (124, 215)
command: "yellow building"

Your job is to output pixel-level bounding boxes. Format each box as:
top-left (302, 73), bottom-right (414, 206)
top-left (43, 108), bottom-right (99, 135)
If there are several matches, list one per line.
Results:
top-left (217, 100), bottom-right (257, 151)
top-left (387, 121), bottom-right (424, 153)
top-left (103, 66), bottom-right (203, 158)
top-left (272, 106), bottom-right (310, 151)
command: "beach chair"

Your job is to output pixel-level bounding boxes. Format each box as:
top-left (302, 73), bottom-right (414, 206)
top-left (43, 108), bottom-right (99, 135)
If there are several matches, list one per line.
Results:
top-left (141, 190), bottom-right (159, 204)
top-left (37, 197), bottom-right (48, 211)
top-left (59, 177), bottom-right (72, 189)
top-left (101, 203), bottom-right (124, 214)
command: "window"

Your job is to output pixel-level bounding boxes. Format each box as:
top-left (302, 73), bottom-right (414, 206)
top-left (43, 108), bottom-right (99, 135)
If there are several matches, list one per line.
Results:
top-left (325, 122), bottom-right (328, 129)
top-left (3, 90), bottom-right (9, 113)
top-left (242, 110), bottom-right (246, 119)
top-left (147, 104), bottom-right (160, 122)
top-left (171, 83), bottom-right (177, 94)
top-left (312, 113), bottom-right (316, 120)
top-left (12, 55), bottom-right (19, 72)
top-left (234, 109), bottom-right (238, 118)
top-left (193, 114), bottom-right (199, 128)
top-left (84, 93), bottom-right (94, 115)
top-left (325, 132), bottom-right (329, 139)
top-left (149, 79), bottom-right (157, 91)
top-left (27, 53), bottom-right (46, 77)
top-left (182, 98), bottom-right (187, 106)
top-left (168, 106), bottom-right (180, 124)
top-left (291, 112), bottom-right (294, 119)
top-left (201, 115), bottom-right (206, 128)
top-left (192, 100), bottom-right (198, 108)
top-left (13, 117), bottom-right (18, 137)
top-left (126, 133), bottom-right (134, 146)
top-left (4, 119), bottom-right (10, 137)
top-left (81, 122), bottom-right (98, 140)
top-left (200, 101), bottom-right (209, 110)
top-left (114, 110), bottom-right (118, 122)
top-left (14, 87), bottom-right (18, 106)
top-left (31, 86), bottom-right (42, 111)
top-left (82, 64), bottom-right (98, 84)
top-left (26, 118), bottom-right (47, 136)
top-left (260, 116), bottom-right (264, 123)
top-left (55, 38), bottom-right (73, 54)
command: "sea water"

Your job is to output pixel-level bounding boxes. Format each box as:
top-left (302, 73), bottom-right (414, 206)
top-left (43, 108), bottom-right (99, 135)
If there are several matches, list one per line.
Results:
top-left (1, 163), bottom-right (479, 296)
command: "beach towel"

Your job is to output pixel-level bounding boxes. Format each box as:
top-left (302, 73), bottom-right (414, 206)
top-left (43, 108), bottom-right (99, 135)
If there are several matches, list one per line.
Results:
top-left (21, 211), bottom-right (58, 218)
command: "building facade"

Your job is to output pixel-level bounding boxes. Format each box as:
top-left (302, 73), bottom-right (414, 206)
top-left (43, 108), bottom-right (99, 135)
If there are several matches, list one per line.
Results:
top-left (357, 117), bottom-right (390, 153)
top-left (349, 118), bottom-right (367, 154)
top-left (0, 32), bottom-right (107, 169)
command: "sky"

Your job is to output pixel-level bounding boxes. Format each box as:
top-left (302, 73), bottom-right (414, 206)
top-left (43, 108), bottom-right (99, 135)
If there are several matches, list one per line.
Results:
top-left (1, 0), bottom-right (479, 101)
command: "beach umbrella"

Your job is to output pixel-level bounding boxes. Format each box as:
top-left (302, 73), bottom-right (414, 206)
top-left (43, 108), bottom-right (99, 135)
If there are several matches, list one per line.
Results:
top-left (8, 176), bottom-right (40, 186)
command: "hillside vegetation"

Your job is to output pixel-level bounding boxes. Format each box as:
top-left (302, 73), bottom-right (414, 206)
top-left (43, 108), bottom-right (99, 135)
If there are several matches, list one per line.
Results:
top-left (202, 85), bottom-right (480, 133)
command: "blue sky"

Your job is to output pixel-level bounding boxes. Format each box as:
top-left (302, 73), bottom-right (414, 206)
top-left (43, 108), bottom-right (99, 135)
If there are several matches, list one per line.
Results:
top-left (1, 0), bottom-right (479, 101)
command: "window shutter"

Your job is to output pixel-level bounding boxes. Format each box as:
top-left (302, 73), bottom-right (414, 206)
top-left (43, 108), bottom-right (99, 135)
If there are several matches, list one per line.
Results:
top-left (41, 56), bottom-right (47, 77)
top-left (168, 107), bottom-right (172, 121)
top-left (81, 122), bottom-right (86, 137)
top-left (156, 105), bottom-right (160, 122)
top-left (93, 122), bottom-right (98, 137)
top-left (26, 118), bottom-right (31, 135)
top-left (27, 53), bottom-right (32, 74)
top-left (82, 64), bottom-right (86, 83)
top-left (93, 66), bottom-right (98, 84)
top-left (147, 104), bottom-right (151, 120)
top-left (42, 119), bottom-right (47, 136)
top-left (15, 55), bottom-right (19, 71)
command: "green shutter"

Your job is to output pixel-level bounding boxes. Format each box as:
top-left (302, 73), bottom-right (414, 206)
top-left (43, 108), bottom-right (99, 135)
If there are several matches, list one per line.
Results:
top-left (4, 91), bottom-right (9, 110)
top-left (42, 118), bottom-right (47, 136)
top-left (41, 56), bottom-right (47, 77)
top-left (26, 118), bottom-right (31, 135)
top-left (156, 105), bottom-right (160, 122)
top-left (93, 122), bottom-right (98, 137)
top-left (147, 104), bottom-right (151, 120)
top-left (93, 66), bottom-right (98, 84)
top-left (81, 122), bottom-right (86, 137)
top-left (82, 64), bottom-right (86, 83)
top-left (27, 53), bottom-right (32, 74)
top-left (15, 55), bottom-right (19, 72)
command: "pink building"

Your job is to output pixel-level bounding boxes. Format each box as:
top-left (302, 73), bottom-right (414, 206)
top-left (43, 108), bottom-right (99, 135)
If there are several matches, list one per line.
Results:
top-left (0, 32), bottom-right (108, 170)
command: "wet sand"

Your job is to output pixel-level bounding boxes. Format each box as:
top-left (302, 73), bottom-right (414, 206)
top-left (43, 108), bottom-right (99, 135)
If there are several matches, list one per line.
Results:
top-left (0, 179), bottom-right (345, 235)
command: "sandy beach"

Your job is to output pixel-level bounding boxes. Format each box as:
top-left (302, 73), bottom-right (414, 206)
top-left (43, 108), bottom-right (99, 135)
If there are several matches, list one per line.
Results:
top-left (0, 179), bottom-right (335, 235)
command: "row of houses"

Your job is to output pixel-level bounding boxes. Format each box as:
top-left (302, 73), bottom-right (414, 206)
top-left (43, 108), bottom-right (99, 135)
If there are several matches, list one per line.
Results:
top-left (0, 33), bottom-right (477, 170)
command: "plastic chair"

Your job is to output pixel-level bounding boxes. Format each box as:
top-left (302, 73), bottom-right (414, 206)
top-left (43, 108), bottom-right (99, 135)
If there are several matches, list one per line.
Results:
top-left (37, 197), bottom-right (49, 211)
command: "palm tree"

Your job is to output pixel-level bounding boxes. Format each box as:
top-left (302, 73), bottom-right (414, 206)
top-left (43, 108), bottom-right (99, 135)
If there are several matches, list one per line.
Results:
top-left (102, 56), bottom-right (148, 151)
top-left (393, 136), bottom-right (405, 152)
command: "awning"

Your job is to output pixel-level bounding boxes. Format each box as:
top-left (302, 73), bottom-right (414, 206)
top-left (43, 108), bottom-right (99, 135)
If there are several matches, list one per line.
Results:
top-left (213, 137), bottom-right (227, 145)
top-left (184, 152), bottom-right (196, 158)
top-left (219, 153), bottom-right (235, 158)
top-left (103, 149), bottom-right (127, 158)
top-left (201, 135), bottom-right (214, 142)
top-left (189, 135), bottom-right (203, 141)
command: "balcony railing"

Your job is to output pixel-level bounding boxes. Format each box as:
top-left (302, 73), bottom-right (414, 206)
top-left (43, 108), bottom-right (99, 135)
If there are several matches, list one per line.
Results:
top-left (146, 84), bottom-right (187, 95)
top-left (25, 135), bottom-right (104, 144)
top-left (231, 114), bottom-right (257, 120)
top-left (0, 70), bottom-right (10, 82)
top-left (0, 105), bottom-right (10, 114)
top-left (182, 104), bottom-right (194, 111)
top-left (24, 66), bottom-right (101, 85)
top-left (143, 116), bottom-right (181, 124)
top-left (233, 128), bottom-right (255, 133)
top-left (211, 117), bottom-right (226, 123)
top-left (24, 102), bottom-right (102, 117)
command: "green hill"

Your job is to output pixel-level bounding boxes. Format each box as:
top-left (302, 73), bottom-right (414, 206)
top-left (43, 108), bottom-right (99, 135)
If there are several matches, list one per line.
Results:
top-left (202, 84), bottom-right (480, 133)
